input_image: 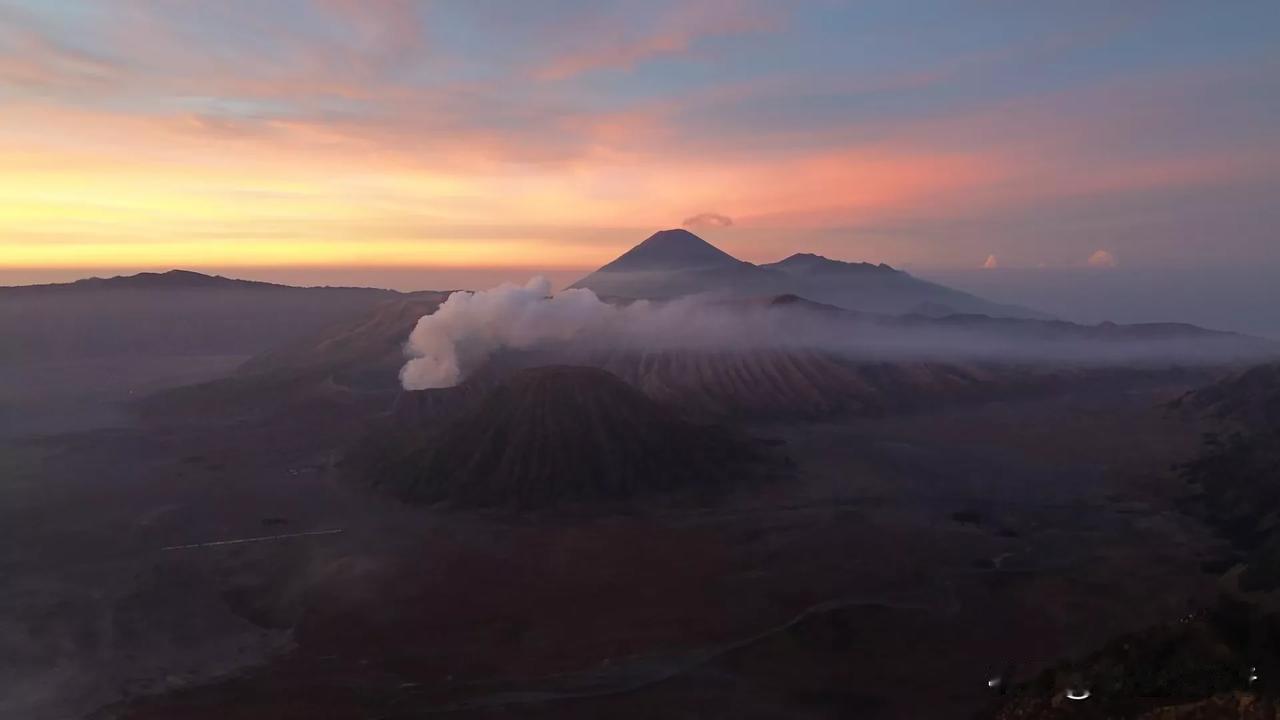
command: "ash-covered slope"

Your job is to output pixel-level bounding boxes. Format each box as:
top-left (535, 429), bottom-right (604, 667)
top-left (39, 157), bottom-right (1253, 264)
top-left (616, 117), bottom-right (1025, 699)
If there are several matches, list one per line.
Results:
top-left (590, 349), bottom-right (1017, 419)
top-left (236, 292), bottom-right (450, 387)
top-left (361, 366), bottom-right (779, 508)
top-left (388, 347), bottom-right (1063, 422)
top-left (138, 293), bottom-right (448, 421)
top-left (1172, 363), bottom-right (1280, 593)
top-left (1176, 361), bottom-right (1280, 429)
top-left (570, 229), bottom-right (1044, 318)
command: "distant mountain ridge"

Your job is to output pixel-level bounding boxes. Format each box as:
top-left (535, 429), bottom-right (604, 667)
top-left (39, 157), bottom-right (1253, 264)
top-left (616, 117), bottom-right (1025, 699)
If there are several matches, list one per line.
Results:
top-left (764, 252), bottom-right (897, 275)
top-left (571, 229), bottom-right (1049, 319)
top-left (0, 269), bottom-right (388, 295)
top-left (1, 270), bottom-right (404, 363)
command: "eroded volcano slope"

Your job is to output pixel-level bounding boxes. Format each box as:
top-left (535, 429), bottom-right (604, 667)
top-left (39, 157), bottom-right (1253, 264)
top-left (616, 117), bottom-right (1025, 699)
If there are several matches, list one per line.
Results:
top-left (359, 365), bottom-right (782, 508)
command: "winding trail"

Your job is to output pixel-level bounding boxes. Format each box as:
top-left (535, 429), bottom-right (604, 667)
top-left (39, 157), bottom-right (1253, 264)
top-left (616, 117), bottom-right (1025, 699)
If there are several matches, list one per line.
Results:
top-left (372, 583), bottom-right (960, 717)
top-left (160, 528), bottom-right (344, 551)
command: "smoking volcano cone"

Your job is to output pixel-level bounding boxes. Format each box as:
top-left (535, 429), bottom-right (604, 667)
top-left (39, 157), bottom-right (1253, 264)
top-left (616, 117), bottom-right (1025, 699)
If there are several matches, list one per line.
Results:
top-left (367, 365), bottom-right (779, 508)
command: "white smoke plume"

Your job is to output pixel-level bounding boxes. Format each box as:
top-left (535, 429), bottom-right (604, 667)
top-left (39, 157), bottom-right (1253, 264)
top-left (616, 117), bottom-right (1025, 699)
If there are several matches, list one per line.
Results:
top-left (402, 278), bottom-right (599, 389)
top-left (400, 277), bottom-right (1274, 390)
top-left (400, 277), bottom-right (807, 389)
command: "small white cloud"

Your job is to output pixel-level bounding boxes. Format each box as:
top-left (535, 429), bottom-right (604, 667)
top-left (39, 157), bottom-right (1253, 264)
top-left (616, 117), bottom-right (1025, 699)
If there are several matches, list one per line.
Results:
top-left (982, 254), bottom-right (999, 269)
top-left (1087, 249), bottom-right (1118, 268)
top-left (682, 212), bottom-right (733, 229)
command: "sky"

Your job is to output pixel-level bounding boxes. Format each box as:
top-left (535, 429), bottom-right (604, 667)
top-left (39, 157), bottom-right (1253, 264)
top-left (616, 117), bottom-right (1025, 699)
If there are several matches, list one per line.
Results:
top-left (1, 1), bottom-right (1278, 315)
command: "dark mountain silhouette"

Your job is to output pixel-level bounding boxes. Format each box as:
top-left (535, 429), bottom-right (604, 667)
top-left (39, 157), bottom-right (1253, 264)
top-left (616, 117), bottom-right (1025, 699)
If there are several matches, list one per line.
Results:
top-left (357, 366), bottom-right (781, 508)
top-left (764, 252), bottom-right (897, 276)
top-left (893, 311), bottom-right (1259, 344)
top-left (570, 230), bottom-right (1047, 318)
top-left (0, 270), bottom-right (402, 362)
top-left (766, 293), bottom-right (845, 312)
top-left (760, 252), bottom-right (1049, 318)
top-left (595, 228), bottom-right (747, 272)
top-left (0, 269), bottom-right (274, 294)
top-left (569, 229), bottom-right (773, 301)
top-left (0, 269), bottom-right (408, 296)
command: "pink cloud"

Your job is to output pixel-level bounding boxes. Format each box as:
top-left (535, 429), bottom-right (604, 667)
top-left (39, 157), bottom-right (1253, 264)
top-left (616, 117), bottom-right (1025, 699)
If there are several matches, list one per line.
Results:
top-left (1088, 249), bottom-right (1118, 268)
top-left (0, 20), bottom-right (118, 91)
top-left (683, 212), bottom-right (734, 229)
top-left (314, 0), bottom-right (427, 74)
top-left (534, 2), bottom-right (776, 81)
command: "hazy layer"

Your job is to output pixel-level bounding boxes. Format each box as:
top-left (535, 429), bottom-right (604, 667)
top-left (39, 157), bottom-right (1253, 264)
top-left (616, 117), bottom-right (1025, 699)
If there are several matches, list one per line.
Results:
top-left (400, 277), bottom-right (1275, 390)
top-left (7, 263), bottom-right (1275, 344)
top-left (926, 267), bottom-right (1280, 340)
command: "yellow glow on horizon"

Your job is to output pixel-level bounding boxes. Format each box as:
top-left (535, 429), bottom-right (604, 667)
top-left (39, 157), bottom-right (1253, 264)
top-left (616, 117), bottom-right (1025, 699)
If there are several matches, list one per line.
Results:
top-left (0, 101), bottom-right (1006, 271)
top-left (0, 237), bottom-right (606, 268)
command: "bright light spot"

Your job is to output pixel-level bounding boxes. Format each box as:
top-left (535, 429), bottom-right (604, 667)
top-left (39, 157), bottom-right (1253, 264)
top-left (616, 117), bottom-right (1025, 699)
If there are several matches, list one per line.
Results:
top-left (1065, 688), bottom-right (1091, 701)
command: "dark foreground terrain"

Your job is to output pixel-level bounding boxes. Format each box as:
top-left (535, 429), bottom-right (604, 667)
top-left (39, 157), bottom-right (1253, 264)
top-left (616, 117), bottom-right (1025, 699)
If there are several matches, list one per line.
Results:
top-left (1, 367), bottom-right (1227, 719)
top-left (3, 264), bottom-right (1274, 719)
